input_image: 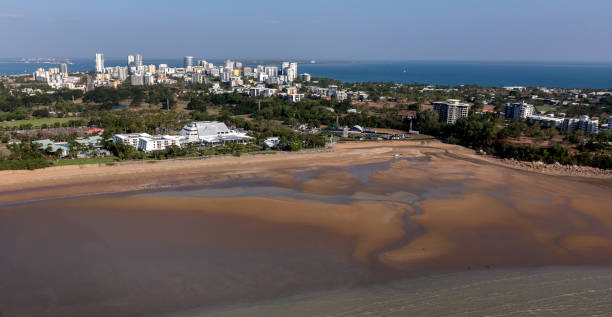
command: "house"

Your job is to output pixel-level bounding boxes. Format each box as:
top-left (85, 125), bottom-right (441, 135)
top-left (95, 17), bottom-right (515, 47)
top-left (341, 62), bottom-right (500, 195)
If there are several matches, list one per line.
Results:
top-left (33, 139), bottom-right (70, 157)
top-left (264, 137), bottom-right (280, 148)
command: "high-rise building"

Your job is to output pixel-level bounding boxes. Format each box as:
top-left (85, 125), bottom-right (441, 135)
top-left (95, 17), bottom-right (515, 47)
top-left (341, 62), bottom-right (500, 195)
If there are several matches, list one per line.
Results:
top-left (135, 54), bottom-right (143, 67)
top-left (504, 102), bottom-right (534, 120)
top-left (60, 63), bottom-right (68, 76)
top-left (127, 55), bottom-right (135, 67)
top-left (184, 56), bottom-right (194, 68)
top-left (224, 59), bottom-right (234, 71)
top-left (95, 53), bottom-right (105, 73)
top-left (433, 99), bottom-right (470, 124)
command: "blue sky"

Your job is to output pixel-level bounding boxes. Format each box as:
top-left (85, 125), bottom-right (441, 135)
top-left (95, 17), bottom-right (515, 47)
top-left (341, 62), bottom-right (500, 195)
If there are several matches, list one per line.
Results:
top-left (1, 0), bottom-right (611, 61)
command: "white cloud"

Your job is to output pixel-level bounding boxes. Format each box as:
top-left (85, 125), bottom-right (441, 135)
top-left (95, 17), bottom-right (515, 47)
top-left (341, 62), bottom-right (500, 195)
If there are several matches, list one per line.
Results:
top-left (1, 13), bottom-right (27, 19)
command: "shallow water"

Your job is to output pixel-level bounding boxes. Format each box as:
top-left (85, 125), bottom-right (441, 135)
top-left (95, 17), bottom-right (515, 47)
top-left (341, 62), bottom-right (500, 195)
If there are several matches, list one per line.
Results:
top-left (181, 266), bottom-right (612, 317)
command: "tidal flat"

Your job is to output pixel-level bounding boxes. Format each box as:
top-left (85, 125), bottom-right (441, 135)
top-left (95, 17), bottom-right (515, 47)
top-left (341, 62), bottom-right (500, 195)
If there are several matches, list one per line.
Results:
top-left (1, 142), bottom-right (611, 316)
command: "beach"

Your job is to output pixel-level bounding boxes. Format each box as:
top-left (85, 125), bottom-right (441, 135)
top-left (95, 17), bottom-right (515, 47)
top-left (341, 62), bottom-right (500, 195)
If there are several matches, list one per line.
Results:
top-left (1, 140), bottom-right (612, 316)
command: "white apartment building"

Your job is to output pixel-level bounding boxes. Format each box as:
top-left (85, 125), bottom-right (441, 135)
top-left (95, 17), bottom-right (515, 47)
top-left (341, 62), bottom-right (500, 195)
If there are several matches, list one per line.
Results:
top-left (137, 135), bottom-right (183, 152)
top-left (113, 133), bottom-right (152, 148)
top-left (95, 53), bottom-right (105, 73)
top-left (505, 102), bottom-right (535, 120)
top-left (433, 99), bottom-right (470, 124)
top-left (562, 116), bottom-right (599, 134)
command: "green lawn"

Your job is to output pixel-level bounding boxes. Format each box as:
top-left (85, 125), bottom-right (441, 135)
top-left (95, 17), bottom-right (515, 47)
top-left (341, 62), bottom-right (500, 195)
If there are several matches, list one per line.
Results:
top-left (534, 105), bottom-right (558, 113)
top-left (0, 117), bottom-right (77, 128)
top-left (52, 157), bottom-right (120, 166)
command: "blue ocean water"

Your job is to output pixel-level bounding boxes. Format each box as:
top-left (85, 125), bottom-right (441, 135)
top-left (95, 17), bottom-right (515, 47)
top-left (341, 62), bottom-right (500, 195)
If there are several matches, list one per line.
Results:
top-left (2, 59), bottom-right (612, 89)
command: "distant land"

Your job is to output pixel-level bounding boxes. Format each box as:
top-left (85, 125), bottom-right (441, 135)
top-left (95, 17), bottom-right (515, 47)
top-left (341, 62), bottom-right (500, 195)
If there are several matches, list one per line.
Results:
top-left (2, 59), bottom-right (612, 89)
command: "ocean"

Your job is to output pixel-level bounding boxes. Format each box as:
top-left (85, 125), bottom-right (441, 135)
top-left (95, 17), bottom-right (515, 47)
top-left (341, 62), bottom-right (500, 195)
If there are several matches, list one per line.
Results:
top-left (2, 58), bottom-right (612, 89)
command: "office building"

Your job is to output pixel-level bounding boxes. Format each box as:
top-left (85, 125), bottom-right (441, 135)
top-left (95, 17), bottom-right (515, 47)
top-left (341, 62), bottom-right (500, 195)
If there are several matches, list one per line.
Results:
top-left (127, 55), bottom-right (135, 67)
top-left (60, 63), bottom-right (68, 76)
top-left (184, 56), bottom-right (194, 68)
top-left (95, 53), bottom-right (104, 73)
top-left (433, 99), bottom-right (470, 124)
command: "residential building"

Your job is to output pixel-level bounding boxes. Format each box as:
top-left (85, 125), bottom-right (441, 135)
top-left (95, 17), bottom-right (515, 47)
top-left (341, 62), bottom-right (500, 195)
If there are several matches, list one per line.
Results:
top-left (433, 99), bottom-right (470, 124)
top-left (299, 73), bottom-right (311, 82)
top-left (562, 115), bottom-right (599, 134)
top-left (135, 54), bottom-right (143, 67)
top-left (504, 102), bottom-right (535, 120)
top-left (95, 53), bottom-right (104, 73)
top-left (137, 135), bottom-right (183, 152)
top-left (113, 133), bottom-right (151, 148)
top-left (33, 139), bottom-right (70, 157)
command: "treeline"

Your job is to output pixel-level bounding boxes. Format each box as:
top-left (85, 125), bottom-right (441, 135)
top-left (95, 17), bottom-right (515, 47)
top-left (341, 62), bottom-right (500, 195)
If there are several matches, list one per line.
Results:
top-left (0, 83), bottom-right (83, 112)
top-left (415, 110), bottom-right (612, 169)
top-left (0, 143), bottom-right (51, 170)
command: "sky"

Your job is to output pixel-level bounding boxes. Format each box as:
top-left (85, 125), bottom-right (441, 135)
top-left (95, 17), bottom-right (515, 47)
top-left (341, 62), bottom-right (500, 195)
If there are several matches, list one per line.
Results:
top-left (1, 0), bottom-right (612, 62)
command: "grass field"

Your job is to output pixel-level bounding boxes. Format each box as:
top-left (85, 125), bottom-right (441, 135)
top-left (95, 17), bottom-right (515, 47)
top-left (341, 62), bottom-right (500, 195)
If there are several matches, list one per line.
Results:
top-left (0, 118), bottom-right (77, 128)
top-left (52, 157), bottom-right (120, 166)
top-left (535, 105), bottom-right (558, 113)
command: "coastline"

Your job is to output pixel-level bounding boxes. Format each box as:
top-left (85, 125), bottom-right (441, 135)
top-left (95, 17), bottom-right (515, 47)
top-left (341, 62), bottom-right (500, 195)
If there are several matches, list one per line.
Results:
top-left (1, 141), bottom-right (609, 202)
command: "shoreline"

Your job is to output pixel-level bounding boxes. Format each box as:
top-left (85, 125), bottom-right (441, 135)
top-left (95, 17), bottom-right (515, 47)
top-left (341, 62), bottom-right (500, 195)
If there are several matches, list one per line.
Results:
top-left (1, 140), bottom-right (609, 193)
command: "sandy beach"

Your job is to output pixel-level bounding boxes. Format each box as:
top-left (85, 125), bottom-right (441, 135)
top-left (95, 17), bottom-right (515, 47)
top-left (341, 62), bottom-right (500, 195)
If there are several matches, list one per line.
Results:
top-left (1, 140), bottom-right (612, 316)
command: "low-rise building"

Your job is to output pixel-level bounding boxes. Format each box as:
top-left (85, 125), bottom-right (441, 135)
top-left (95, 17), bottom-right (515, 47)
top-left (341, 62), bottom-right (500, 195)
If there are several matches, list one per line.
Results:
top-left (137, 135), bottom-right (183, 152)
top-left (114, 133), bottom-right (152, 148)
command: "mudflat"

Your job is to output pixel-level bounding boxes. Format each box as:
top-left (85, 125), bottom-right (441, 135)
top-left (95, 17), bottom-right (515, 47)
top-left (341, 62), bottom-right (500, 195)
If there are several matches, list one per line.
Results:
top-left (1, 141), bottom-right (611, 316)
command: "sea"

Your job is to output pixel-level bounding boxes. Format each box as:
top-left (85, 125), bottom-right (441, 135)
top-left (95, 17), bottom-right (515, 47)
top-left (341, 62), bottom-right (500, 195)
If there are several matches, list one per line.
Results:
top-left (2, 58), bottom-right (612, 89)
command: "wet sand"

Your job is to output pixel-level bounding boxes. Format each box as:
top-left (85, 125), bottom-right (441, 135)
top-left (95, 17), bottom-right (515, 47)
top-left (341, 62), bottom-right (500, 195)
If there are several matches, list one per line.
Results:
top-left (1, 141), bottom-right (612, 316)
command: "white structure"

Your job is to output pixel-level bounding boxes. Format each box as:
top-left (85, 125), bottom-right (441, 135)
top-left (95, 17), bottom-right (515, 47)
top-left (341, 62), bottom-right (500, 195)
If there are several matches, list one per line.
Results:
top-left (95, 53), bottom-right (105, 73)
top-left (113, 133), bottom-right (152, 148)
top-left (135, 54), bottom-right (143, 67)
top-left (505, 102), bottom-right (535, 120)
top-left (127, 54), bottom-right (135, 67)
top-left (264, 137), bottom-right (280, 148)
top-left (180, 121), bottom-right (252, 145)
top-left (433, 99), bottom-right (470, 124)
top-left (562, 116), bottom-right (599, 134)
top-left (138, 135), bottom-right (183, 152)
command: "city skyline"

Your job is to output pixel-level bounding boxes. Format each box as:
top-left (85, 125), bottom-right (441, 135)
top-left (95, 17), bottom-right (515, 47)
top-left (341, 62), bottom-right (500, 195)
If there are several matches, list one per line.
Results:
top-left (2, 0), bottom-right (612, 62)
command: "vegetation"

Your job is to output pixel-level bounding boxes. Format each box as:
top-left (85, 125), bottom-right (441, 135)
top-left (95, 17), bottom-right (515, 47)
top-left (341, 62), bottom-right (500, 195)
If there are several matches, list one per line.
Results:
top-left (0, 143), bottom-right (51, 170)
